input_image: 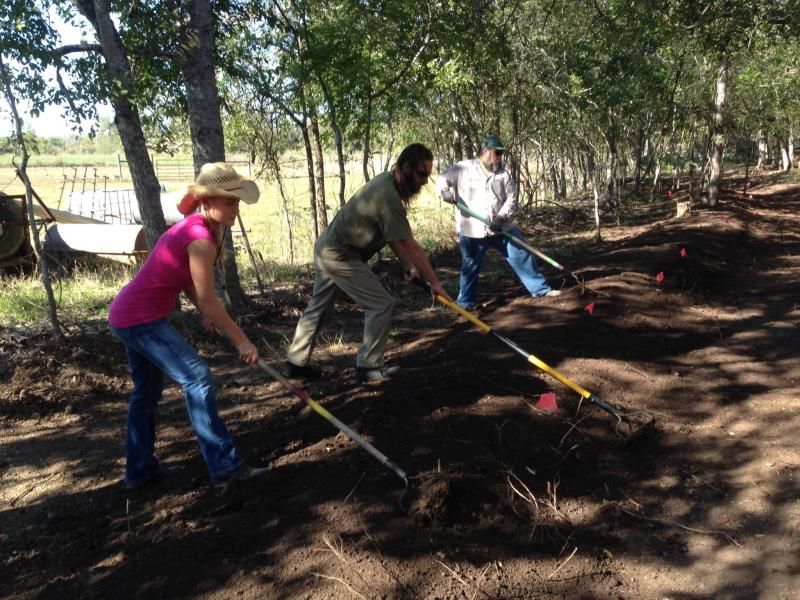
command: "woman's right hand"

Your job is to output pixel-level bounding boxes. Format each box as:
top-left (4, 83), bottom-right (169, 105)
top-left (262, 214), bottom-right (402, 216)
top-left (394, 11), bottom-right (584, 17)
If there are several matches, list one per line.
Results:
top-left (236, 340), bottom-right (260, 365)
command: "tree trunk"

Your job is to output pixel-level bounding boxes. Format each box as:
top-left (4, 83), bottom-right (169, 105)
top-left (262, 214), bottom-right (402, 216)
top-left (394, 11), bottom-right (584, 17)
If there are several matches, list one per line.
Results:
top-left (511, 76), bottom-right (522, 185)
top-left (604, 131), bottom-right (617, 204)
top-left (300, 124), bottom-right (319, 240)
top-left (180, 0), bottom-right (247, 310)
top-left (591, 159), bottom-right (602, 243)
top-left (317, 76), bottom-right (346, 207)
top-left (548, 150), bottom-right (558, 200)
top-left (779, 137), bottom-right (791, 171)
top-left (74, 0), bottom-right (166, 249)
top-left (651, 159), bottom-right (662, 202)
top-left (362, 92), bottom-right (373, 183)
top-left (707, 55), bottom-right (728, 207)
top-left (633, 126), bottom-right (644, 193)
top-left (268, 92), bottom-right (318, 240)
top-left (0, 55), bottom-right (61, 338)
top-left (382, 121), bottom-right (395, 172)
top-left (180, 0), bottom-right (225, 165)
top-left (310, 111), bottom-right (328, 230)
top-left (756, 130), bottom-right (768, 171)
top-left (265, 139), bottom-right (295, 264)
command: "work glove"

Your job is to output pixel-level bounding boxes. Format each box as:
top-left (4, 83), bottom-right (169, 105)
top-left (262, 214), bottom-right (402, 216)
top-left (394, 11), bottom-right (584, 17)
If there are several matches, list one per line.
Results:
top-left (489, 216), bottom-right (506, 233)
top-left (441, 189), bottom-right (456, 205)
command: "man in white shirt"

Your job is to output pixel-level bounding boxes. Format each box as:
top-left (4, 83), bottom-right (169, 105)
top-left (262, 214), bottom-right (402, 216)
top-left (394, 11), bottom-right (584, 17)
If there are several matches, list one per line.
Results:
top-left (436, 135), bottom-right (560, 310)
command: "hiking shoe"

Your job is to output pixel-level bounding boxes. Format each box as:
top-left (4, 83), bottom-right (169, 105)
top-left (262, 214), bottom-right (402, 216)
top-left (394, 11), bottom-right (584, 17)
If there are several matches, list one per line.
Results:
top-left (212, 463), bottom-right (269, 489)
top-left (280, 361), bottom-right (320, 379)
top-left (355, 365), bottom-right (401, 383)
top-left (543, 289), bottom-right (562, 297)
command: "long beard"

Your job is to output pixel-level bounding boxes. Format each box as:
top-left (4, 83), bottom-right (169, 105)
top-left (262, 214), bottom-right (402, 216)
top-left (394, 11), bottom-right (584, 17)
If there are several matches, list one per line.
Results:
top-left (398, 173), bottom-right (422, 199)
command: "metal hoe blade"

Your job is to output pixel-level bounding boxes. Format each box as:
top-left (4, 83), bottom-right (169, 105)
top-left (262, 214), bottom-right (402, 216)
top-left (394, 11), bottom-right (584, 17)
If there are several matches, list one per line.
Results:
top-left (422, 285), bottom-right (654, 438)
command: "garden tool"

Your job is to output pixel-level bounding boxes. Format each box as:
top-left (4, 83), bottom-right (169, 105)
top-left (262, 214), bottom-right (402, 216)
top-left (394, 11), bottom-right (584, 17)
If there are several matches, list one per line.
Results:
top-left (257, 359), bottom-right (413, 510)
top-left (415, 280), bottom-right (654, 439)
top-left (445, 189), bottom-right (602, 296)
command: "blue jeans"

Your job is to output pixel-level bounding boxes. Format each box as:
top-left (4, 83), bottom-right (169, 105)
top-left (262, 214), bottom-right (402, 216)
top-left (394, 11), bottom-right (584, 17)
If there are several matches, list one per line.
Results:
top-left (457, 228), bottom-right (551, 308)
top-left (111, 319), bottom-right (243, 486)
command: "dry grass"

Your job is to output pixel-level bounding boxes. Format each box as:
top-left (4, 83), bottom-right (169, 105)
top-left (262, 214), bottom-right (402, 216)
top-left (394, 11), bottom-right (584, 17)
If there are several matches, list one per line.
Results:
top-left (1, 155), bottom-right (455, 325)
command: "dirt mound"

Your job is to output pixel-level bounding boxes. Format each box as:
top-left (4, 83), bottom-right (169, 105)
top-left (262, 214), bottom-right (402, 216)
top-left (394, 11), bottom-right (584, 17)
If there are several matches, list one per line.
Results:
top-left (407, 472), bottom-right (507, 527)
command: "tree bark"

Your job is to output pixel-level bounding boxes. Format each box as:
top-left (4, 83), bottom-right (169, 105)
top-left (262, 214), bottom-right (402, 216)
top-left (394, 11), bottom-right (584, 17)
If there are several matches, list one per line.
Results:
top-left (180, 0), bottom-right (247, 310)
top-left (604, 130), bottom-right (617, 204)
top-left (756, 130), bottom-right (768, 171)
top-left (310, 111), bottom-right (328, 230)
top-left (779, 136), bottom-right (791, 171)
top-left (362, 92), bottom-right (373, 183)
top-left (591, 158), bottom-right (602, 243)
top-left (382, 121), bottom-right (395, 172)
top-left (707, 55), bottom-right (728, 207)
top-left (73, 0), bottom-right (166, 249)
top-left (317, 76), bottom-right (346, 207)
top-left (449, 93), bottom-right (466, 161)
top-left (180, 0), bottom-right (225, 165)
top-left (300, 124), bottom-right (319, 239)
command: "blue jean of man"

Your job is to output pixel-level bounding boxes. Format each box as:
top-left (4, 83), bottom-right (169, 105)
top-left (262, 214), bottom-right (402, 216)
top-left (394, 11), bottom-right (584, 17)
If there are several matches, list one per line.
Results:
top-left (111, 319), bottom-right (243, 487)
top-left (457, 227), bottom-right (552, 308)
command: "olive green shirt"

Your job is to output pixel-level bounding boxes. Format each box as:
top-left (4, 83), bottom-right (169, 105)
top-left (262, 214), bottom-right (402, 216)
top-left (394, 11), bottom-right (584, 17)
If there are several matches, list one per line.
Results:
top-left (316, 172), bottom-right (413, 262)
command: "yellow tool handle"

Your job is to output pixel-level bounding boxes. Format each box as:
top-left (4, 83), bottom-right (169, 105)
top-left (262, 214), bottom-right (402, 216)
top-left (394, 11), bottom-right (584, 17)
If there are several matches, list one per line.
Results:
top-left (433, 294), bottom-right (592, 399)
top-left (433, 293), bottom-right (492, 333)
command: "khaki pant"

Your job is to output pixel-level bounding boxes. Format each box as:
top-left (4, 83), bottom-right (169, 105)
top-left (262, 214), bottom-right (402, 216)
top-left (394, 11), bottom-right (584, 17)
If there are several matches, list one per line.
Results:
top-left (286, 253), bottom-right (394, 369)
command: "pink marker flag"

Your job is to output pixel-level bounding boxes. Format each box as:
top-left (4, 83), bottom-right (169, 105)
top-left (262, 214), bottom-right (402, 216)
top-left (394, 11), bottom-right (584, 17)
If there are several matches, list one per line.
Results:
top-left (751, 210), bottom-right (758, 216)
top-left (536, 392), bottom-right (558, 412)
top-left (680, 247), bottom-right (687, 258)
top-left (748, 194), bottom-right (753, 201)
top-left (667, 190), bottom-right (673, 198)
top-left (656, 271), bottom-right (665, 283)
top-left (584, 302), bottom-right (595, 315)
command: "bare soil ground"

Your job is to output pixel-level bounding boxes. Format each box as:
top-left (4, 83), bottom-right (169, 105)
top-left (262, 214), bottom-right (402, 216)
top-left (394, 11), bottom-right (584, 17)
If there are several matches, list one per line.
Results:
top-left (2, 178), bottom-right (799, 599)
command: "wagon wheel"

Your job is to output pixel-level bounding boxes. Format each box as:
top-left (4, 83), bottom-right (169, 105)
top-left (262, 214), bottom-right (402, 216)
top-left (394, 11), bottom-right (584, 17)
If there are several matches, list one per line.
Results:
top-left (0, 193), bottom-right (27, 262)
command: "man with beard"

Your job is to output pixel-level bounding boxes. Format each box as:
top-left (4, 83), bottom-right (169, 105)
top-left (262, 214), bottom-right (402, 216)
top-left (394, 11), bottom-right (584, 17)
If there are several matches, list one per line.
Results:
top-left (436, 135), bottom-right (560, 310)
top-left (281, 143), bottom-right (452, 383)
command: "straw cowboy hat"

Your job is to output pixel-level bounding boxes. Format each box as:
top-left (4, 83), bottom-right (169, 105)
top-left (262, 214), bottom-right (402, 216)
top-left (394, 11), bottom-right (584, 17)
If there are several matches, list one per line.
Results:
top-left (177, 162), bottom-right (260, 215)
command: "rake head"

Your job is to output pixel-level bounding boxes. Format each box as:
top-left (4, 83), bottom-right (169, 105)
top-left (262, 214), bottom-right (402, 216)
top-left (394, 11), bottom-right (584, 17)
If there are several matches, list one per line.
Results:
top-left (586, 393), bottom-right (656, 442)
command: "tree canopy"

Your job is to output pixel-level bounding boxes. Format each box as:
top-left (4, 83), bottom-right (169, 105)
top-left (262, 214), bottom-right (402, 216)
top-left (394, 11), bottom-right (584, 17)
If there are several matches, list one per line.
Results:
top-left (2, 0), bottom-right (798, 238)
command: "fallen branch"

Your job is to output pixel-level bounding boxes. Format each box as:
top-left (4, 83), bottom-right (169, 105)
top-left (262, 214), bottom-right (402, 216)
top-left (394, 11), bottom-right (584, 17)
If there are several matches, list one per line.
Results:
top-left (617, 506), bottom-right (742, 547)
top-left (470, 564), bottom-right (493, 600)
top-left (622, 361), bottom-right (654, 382)
top-left (546, 546), bottom-right (578, 580)
top-left (10, 472), bottom-right (60, 506)
top-left (310, 571), bottom-right (368, 600)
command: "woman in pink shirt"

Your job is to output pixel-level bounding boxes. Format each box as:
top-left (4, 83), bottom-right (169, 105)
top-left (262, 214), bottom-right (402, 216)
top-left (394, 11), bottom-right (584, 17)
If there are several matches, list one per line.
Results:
top-left (108, 163), bottom-right (266, 490)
